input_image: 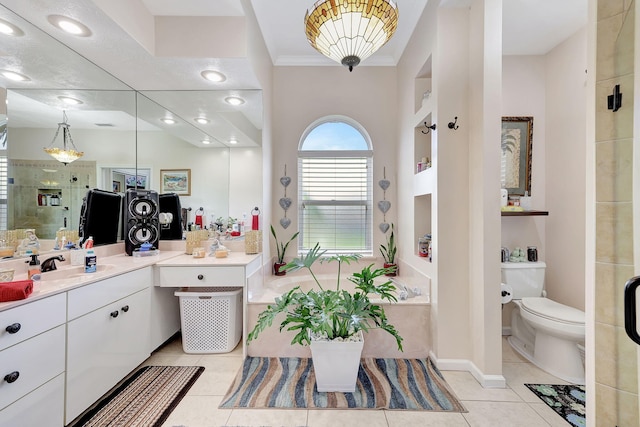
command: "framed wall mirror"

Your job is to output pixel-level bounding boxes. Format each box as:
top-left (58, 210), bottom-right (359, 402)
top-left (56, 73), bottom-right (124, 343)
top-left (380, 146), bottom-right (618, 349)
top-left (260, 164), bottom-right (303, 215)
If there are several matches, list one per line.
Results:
top-left (501, 116), bottom-right (533, 196)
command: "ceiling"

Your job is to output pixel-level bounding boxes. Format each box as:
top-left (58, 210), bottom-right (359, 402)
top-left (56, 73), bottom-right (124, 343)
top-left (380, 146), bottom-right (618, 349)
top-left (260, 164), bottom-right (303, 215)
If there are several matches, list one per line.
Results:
top-left (0, 0), bottom-right (587, 146)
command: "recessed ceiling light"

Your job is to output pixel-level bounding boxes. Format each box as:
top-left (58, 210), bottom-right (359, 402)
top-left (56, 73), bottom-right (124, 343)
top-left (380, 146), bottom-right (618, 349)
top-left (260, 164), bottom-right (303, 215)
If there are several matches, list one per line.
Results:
top-left (228, 138), bottom-right (238, 145)
top-left (201, 70), bottom-right (226, 83)
top-left (47, 15), bottom-right (92, 37)
top-left (161, 118), bottom-right (176, 125)
top-left (0, 70), bottom-right (30, 81)
top-left (58, 96), bottom-right (83, 105)
top-left (0, 19), bottom-right (24, 36)
top-left (225, 96), bottom-right (244, 106)
top-left (202, 139), bottom-right (211, 145)
top-left (194, 117), bottom-right (210, 125)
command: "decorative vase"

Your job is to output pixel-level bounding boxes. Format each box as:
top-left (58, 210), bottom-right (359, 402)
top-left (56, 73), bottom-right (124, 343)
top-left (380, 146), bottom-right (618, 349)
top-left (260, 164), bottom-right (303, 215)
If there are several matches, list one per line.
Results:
top-left (309, 331), bottom-right (364, 392)
top-left (384, 262), bottom-right (397, 276)
top-left (274, 262), bottom-right (287, 276)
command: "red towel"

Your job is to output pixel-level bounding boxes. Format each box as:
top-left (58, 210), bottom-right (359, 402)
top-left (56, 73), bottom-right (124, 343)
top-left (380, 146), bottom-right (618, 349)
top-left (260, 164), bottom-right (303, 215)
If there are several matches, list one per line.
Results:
top-left (0, 280), bottom-right (33, 302)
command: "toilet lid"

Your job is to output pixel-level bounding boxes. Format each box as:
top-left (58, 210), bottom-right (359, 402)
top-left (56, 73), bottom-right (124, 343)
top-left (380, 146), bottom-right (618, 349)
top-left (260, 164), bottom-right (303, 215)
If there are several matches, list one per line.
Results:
top-left (521, 297), bottom-right (585, 324)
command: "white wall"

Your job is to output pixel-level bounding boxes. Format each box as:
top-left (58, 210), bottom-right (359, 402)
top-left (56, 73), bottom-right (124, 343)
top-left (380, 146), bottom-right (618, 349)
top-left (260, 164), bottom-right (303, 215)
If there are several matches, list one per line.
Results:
top-left (500, 28), bottom-right (587, 327)
top-left (544, 28), bottom-right (587, 310)
top-left (271, 66), bottom-right (398, 261)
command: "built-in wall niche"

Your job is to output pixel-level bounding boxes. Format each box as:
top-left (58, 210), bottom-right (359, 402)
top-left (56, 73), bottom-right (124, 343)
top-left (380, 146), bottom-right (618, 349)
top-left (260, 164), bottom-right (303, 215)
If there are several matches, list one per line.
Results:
top-left (414, 115), bottom-right (433, 175)
top-left (414, 194), bottom-right (432, 261)
top-left (414, 55), bottom-right (433, 114)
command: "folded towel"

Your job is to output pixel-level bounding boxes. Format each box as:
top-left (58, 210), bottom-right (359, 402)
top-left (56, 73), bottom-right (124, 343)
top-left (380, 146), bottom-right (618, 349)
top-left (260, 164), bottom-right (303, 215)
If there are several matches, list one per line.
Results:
top-left (0, 280), bottom-right (33, 302)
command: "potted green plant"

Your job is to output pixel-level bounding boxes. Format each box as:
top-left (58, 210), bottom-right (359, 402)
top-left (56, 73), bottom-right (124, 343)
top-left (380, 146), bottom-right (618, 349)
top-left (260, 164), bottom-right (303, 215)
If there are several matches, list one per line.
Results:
top-left (379, 223), bottom-right (398, 276)
top-left (247, 243), bottom-right (403, 392)
top-left (270, 225), bottom-right (299, 276)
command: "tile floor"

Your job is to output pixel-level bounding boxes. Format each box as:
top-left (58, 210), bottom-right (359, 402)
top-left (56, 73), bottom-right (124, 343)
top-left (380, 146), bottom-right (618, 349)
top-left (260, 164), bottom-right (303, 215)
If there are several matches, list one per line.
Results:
top-left (146, 336), bottom-right (574, 427)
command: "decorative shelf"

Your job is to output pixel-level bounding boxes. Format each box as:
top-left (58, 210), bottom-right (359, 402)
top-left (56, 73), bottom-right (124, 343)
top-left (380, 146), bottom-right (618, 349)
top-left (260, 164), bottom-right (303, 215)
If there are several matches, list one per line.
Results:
top-left (501, 210), bottom-right (549, 217)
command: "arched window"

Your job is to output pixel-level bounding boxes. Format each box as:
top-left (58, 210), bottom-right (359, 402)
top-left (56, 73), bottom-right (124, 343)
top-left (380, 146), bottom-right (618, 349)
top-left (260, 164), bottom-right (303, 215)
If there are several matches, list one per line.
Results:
top-left (298, 116), bottom-right (373, 254)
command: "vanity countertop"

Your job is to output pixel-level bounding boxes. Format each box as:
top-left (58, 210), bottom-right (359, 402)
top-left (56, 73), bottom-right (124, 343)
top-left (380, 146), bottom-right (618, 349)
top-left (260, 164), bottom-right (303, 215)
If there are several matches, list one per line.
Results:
top-left (155, 251), bottom-right (261, 267)
top-left (0, 250), bottom-right (184, 312)
top-left (0, 249), bottom-right (263, 312)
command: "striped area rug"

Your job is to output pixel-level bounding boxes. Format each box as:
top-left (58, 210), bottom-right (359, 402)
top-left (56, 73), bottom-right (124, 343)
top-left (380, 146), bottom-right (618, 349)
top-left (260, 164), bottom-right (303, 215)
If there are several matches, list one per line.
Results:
top-left (70, 365), bottom-right (204, 427)
top-left (220, 357), bottom-right (466, 411)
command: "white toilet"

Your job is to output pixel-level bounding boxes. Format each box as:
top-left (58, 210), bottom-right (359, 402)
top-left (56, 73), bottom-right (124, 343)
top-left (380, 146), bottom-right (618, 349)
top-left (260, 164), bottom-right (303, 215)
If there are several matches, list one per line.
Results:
top-left (502, 261), bottom-right (585, 385)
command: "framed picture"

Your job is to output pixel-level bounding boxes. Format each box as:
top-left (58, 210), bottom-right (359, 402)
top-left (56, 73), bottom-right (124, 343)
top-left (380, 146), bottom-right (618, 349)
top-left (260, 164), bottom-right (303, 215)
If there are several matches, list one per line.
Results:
top-left (160, 169), bottom-right (191, 196)
top-left (112, 181), bottom-right (121, 192)
top-left (501, 116), bottom-right (533, 196)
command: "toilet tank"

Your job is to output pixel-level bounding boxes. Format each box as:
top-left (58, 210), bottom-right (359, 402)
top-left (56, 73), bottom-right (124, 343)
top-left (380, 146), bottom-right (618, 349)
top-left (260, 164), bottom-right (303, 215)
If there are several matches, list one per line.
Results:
top-left (501, 261), bottom-right (546, 299)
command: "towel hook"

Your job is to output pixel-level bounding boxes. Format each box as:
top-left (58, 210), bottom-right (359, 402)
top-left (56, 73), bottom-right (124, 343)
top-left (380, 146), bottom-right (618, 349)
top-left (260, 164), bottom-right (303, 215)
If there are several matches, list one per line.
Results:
top-left (448, 117), bottom-right (459, 130)
top-left (421, 122), bottom-right (436, 135)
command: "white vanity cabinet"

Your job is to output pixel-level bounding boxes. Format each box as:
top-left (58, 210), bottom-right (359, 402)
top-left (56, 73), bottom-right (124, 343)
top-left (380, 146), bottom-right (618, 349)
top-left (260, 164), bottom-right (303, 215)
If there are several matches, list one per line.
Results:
top-left (155, 253), bottom-right (263, 358)
top-left (65, 268), bottom-right (152, 423)
top-left (0, 294), bottom-right (66, 427)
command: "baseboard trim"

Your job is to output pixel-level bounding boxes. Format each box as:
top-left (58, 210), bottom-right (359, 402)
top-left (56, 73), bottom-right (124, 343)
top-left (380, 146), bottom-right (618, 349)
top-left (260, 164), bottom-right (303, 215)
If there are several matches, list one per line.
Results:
top-left (429, 351), bottom-right (507, 389)
top-left (502, 326), bottom-right (512, 336)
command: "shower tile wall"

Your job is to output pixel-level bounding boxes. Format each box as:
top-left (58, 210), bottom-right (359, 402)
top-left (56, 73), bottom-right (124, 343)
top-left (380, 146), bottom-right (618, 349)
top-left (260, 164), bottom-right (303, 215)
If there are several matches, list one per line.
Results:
top-left (8, 159), bottom-right (96, 239)
top-left (595, 0), bottom-right (638, 425)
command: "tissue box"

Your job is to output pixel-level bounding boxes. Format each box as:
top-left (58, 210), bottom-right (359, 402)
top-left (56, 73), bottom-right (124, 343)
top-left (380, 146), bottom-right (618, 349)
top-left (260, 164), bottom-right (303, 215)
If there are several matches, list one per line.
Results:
top-left (520, 196), bottom-right (532, 210)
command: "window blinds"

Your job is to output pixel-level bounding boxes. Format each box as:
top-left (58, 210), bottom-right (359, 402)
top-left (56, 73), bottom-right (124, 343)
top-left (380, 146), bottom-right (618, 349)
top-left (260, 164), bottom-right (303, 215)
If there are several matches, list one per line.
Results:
top-left (298, 152), bottom-right (372, 254)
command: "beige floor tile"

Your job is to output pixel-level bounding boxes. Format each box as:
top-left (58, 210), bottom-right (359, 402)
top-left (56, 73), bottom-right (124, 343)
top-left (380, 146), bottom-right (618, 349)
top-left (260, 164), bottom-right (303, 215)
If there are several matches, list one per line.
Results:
top-left (385, 409), bottom-right (469, 426)
top-left (226, 408), bottom-right (308, 426)
top-left (441, 371), bottom-right (522, 402)
top-left (501, 336), bottom-right (528, 363)
top-left (529, 402), bottom-right (572, 427)
top-left (188, 356), bottom-right (244, 396)
top-left (161, 395), bottom-right (231, 427)
top-left (307, 409), bottom-right (386, 427)
top-left (502, 362), bottom-right (568, 403)
top-left (461, 401), bottom-right (550, 427)
top-left (143, 352), bottom-right (206, 367)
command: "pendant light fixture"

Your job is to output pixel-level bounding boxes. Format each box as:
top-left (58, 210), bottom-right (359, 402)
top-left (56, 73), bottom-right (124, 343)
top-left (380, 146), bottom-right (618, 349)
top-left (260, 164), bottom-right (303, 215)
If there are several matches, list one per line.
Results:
top-left (44, 111), bottom-right (83, 165)
top-left (304, 0), bottom-right (399, 72)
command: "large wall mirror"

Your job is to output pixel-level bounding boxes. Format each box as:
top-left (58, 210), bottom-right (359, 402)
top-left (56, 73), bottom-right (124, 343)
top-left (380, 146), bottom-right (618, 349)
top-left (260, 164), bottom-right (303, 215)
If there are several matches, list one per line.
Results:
top-left (0, 3), bottom-right (263, 259)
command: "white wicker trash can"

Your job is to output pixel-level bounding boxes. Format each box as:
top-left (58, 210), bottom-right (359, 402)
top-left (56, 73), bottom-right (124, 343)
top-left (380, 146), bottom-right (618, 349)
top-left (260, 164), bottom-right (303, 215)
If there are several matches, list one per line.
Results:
top-left (174, 287), bottom-right (243, 354)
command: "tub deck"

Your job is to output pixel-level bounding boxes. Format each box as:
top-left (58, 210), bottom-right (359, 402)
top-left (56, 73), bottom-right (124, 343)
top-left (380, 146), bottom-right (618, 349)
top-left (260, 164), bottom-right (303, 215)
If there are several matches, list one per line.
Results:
top-left (246, 273), bottom-right (431, 359)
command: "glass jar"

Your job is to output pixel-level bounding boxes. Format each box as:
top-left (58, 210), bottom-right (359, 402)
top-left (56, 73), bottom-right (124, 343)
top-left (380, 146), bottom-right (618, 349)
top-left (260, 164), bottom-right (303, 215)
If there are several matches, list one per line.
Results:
top-left (418, 234), bottom-right (431, 257)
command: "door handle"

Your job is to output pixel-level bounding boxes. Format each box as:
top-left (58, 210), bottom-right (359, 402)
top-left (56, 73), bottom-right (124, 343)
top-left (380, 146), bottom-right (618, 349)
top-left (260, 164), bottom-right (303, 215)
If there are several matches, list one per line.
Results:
top-left (624, 276), bottom-right (640, 345)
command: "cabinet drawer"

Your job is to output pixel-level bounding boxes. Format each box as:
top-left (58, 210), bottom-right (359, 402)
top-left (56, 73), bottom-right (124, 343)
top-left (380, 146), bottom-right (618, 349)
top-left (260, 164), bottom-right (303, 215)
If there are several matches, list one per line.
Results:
top-left (0, 325), bottom-right (65, 410)
top-left (0, 374), bottom-right (64, 427)
top-left (0, 293), bottom-right (66, 351)
top-left (68, 267), bottom-right (151, 320)
top-left (158, 266), bottom-right (245, 287)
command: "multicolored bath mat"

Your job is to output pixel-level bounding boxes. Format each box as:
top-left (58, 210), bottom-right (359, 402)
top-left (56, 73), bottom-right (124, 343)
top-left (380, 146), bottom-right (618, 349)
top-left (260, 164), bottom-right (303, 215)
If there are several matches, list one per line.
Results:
top-left (70, 365), bottom-right (204, 427)
top-left (525, 384), bottom-right (586, 427)
top-left (220, 357), bottom-right (466, 411)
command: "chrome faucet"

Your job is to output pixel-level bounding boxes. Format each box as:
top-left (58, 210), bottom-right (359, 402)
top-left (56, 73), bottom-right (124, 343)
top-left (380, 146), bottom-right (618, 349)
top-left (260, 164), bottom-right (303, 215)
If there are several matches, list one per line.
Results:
top-left (41, 255), bottom-right (65, 272)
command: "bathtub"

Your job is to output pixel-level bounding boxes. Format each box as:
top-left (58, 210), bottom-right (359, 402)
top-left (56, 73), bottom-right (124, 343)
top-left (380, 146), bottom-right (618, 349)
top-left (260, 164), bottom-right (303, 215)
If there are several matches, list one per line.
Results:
top-left (246, 273), bottom-right (431, 359)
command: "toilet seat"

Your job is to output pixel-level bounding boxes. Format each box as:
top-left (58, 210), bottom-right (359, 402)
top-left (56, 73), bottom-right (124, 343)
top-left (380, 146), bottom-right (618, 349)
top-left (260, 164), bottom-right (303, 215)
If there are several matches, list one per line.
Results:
top-left (520, 297), bottom-right (585, 325)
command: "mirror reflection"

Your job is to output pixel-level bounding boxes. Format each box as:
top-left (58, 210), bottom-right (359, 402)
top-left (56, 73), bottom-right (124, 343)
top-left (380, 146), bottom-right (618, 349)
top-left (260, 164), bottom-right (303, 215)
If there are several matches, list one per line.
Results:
top-left (0, 3), bottom-right (263, 260)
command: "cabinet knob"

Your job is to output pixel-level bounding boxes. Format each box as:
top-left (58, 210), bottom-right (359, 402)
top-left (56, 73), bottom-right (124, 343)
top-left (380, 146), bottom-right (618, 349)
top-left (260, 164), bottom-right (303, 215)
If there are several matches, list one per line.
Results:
top-left (110, 310), bottom-right (119, 318)
top-left (5, 323), bottom-right (21, 334)
top-left (197, 274), bottom-right (204, 280)
top-left (121, 305), bottom-right (130, 313)
top-left (4, 371), bottom-right (19, 383)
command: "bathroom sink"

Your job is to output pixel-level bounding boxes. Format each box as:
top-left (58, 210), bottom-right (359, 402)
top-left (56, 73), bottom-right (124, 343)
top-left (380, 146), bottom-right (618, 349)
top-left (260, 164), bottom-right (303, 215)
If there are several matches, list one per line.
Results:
top-left (40, 264), bottom-right (116, 281)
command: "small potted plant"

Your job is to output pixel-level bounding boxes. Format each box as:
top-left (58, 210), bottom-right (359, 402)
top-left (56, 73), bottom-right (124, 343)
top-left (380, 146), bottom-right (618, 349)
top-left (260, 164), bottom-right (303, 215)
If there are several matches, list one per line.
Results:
top-left (270, 225), bottom-right (299, 276)
top-left (247, 243), bottom-right (403, 392)
top-left (379, 223), bottom-right (398, 276)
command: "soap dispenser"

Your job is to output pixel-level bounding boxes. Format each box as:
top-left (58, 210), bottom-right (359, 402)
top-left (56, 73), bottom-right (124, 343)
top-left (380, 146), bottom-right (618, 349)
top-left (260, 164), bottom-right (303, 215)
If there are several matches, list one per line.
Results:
top-left (26, 254), bottom-right (41, 280)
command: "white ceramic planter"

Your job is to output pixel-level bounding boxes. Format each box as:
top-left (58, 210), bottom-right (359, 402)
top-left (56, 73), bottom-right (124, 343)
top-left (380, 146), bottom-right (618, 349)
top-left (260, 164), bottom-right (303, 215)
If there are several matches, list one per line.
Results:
top-left (309, 331), bottom-right (364, 392)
